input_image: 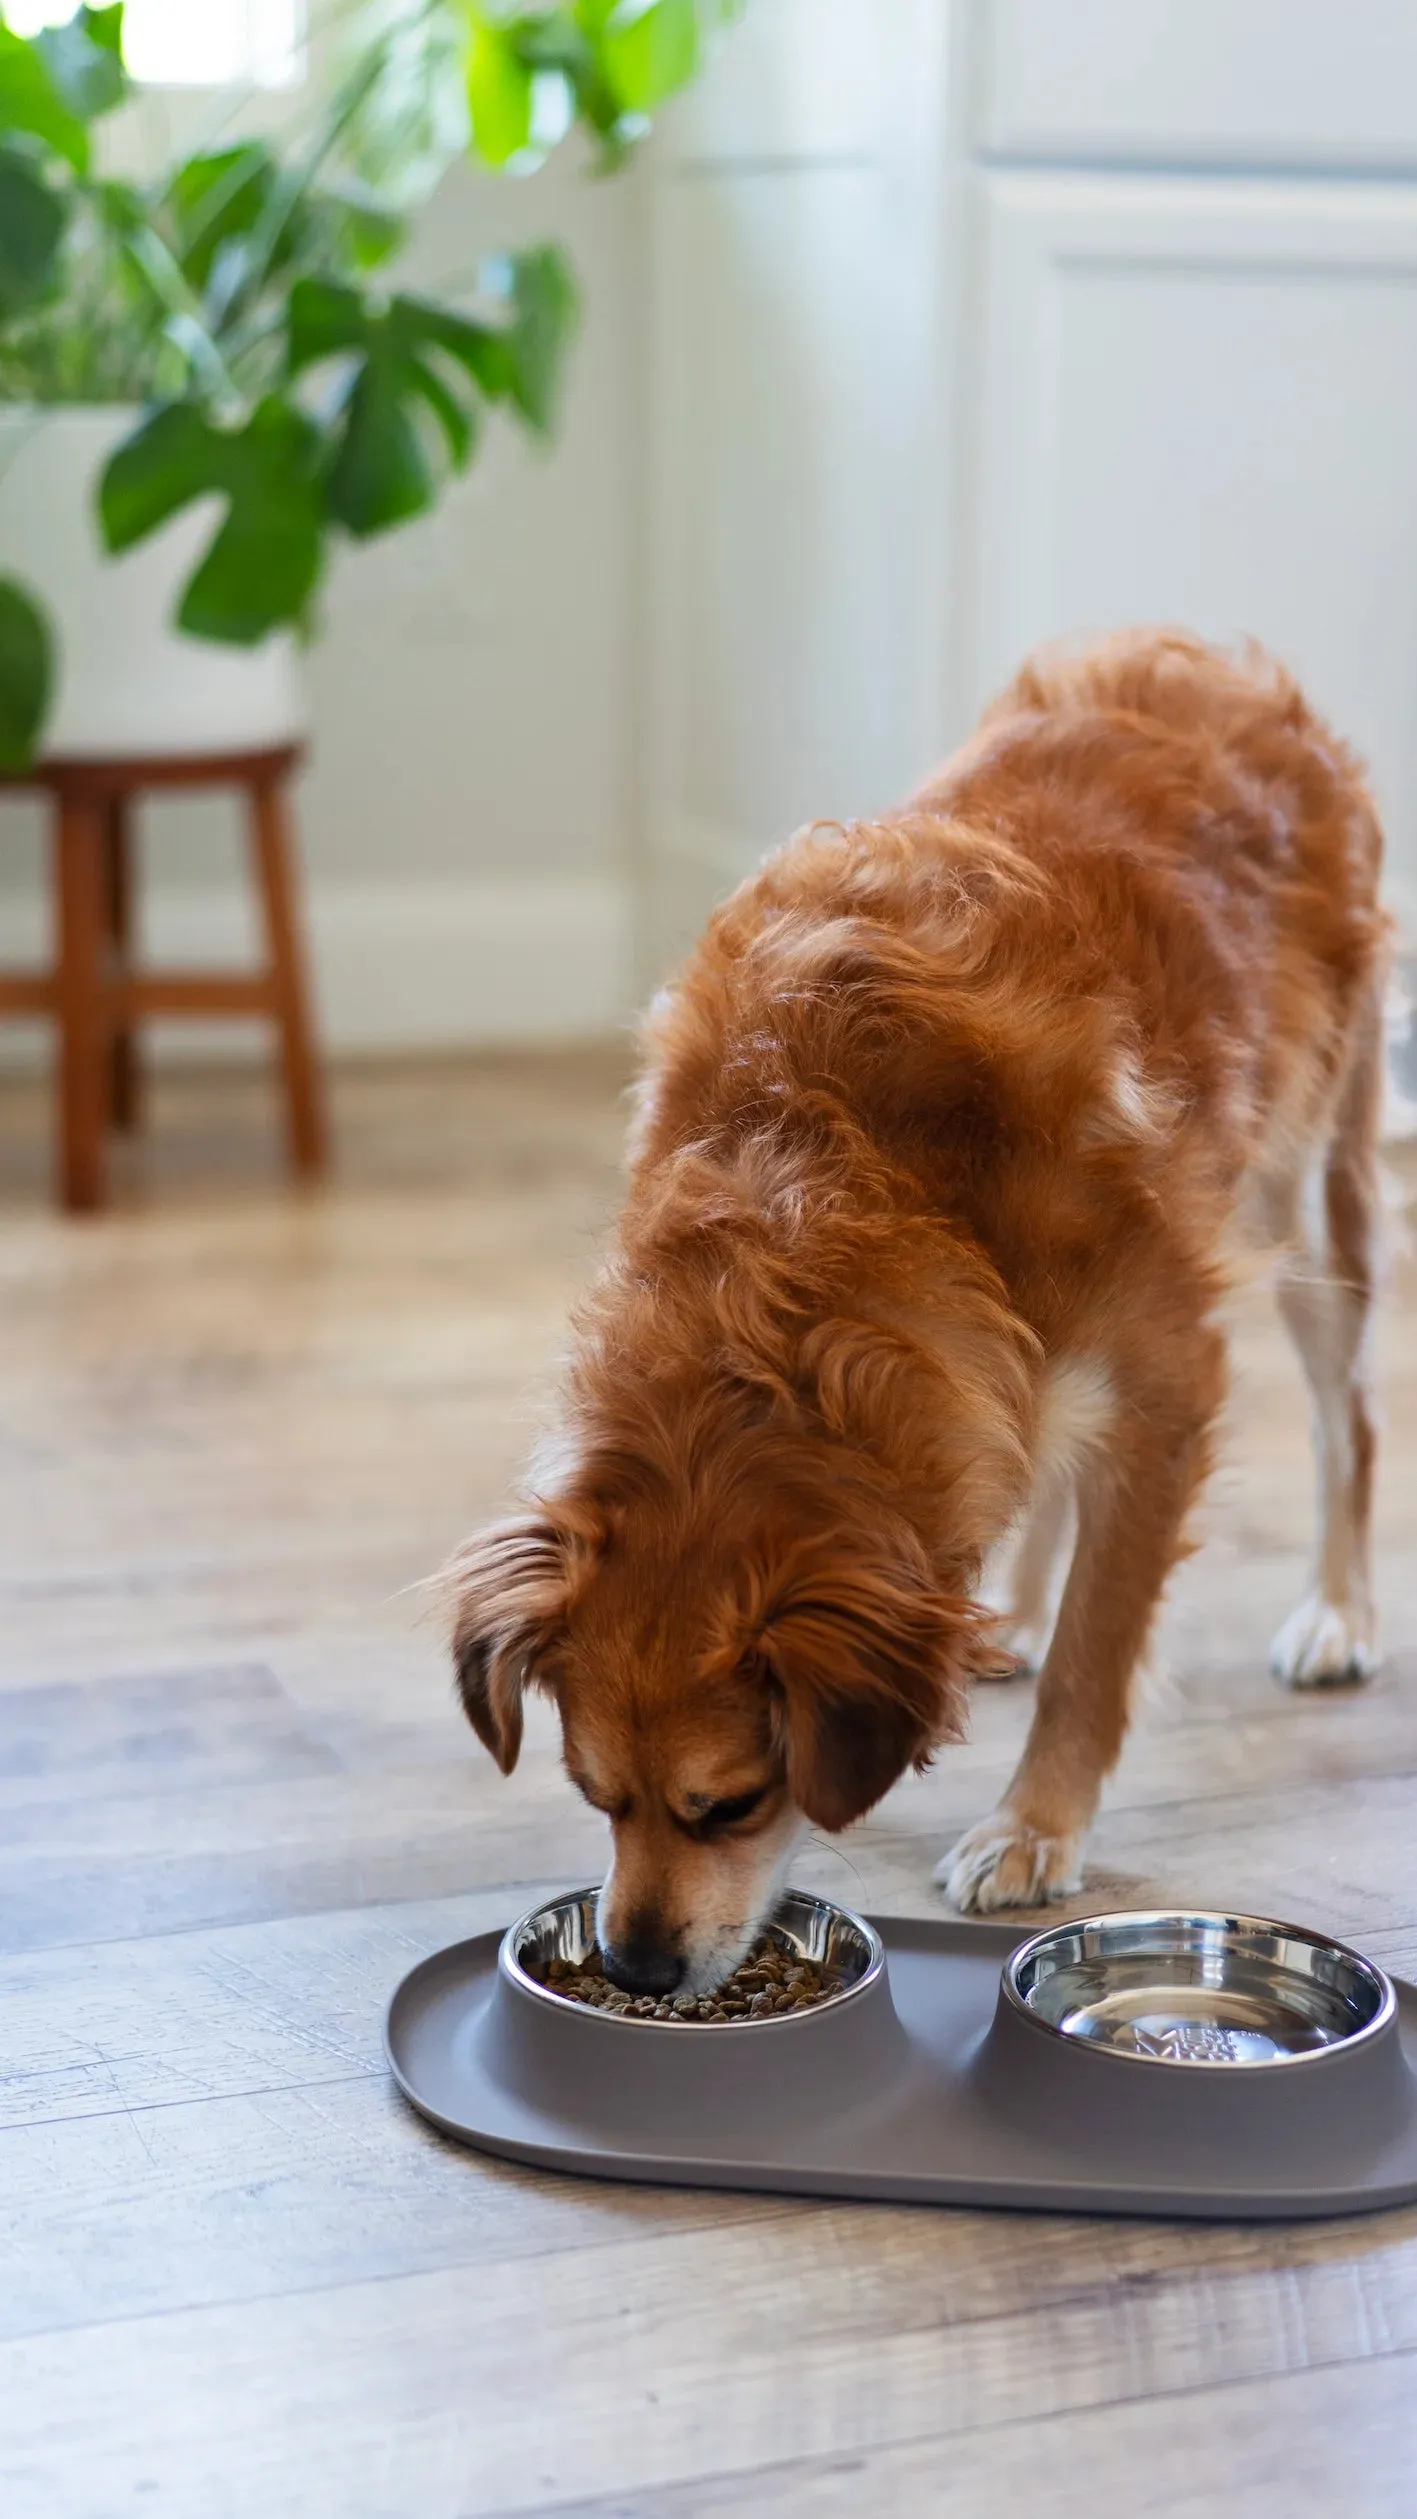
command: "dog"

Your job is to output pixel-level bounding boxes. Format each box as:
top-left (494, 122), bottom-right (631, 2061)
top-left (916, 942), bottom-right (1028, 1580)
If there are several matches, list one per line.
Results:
top-left (449, 630), bottom-right (1388, 1994)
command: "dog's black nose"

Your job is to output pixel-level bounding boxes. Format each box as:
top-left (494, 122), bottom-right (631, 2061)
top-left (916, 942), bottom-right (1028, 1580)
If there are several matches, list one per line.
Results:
top-left (601, 1937), bottom-right (684, 1998)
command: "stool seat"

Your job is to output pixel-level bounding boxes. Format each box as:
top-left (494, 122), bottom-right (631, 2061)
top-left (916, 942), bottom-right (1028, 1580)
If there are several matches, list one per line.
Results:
top-left (0, 744), bottom-right (327, 1210)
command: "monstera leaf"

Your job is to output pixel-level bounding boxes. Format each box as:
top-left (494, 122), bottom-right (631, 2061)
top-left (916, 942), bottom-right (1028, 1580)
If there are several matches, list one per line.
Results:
top-left (100, 398), bottom-right (326, 642)
top-left (286, 246), bottom-right (578, 540)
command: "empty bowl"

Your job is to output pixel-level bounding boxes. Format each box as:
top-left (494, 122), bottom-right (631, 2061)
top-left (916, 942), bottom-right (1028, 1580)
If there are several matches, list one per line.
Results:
top-left (1005, 1909), bottom-right (1394, 2067)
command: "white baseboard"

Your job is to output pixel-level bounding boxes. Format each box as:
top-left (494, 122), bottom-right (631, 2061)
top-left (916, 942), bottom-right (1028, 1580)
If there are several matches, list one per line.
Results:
top-left (307, 874), bottom-right (633, 1050)
top-left (0, 873), bottom-right (634, 1062)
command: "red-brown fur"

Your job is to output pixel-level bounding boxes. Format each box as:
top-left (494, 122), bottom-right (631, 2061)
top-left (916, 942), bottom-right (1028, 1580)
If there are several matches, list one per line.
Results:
top-left (451, 631), bottom-right (1388, 1984)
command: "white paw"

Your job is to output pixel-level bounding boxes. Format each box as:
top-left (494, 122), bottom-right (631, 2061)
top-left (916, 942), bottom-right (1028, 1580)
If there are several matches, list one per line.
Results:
top-left (972, 1611), bottom-right (1050, 1682)
top-left (1270, 1591), bottom-right (1378, 1689)
top-left (996, 1612), bottom-right (1051, 1676)
top-left (935, 1812), bottom-right (1083, 1914)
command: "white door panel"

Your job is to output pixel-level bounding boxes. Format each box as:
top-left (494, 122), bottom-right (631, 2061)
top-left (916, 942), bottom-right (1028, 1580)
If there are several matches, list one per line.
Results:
top-left (969, 173), bottom-right (1417, 912)
top-left (980, 0), bottom-right (1417, 171)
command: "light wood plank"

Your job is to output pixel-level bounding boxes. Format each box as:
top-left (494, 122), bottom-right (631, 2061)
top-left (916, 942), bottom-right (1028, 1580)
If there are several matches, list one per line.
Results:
top-left (0, 1886), bottom-right (565, 2131)
top-left (491, 2349), bottom-right (1417, 2519)
top-left (5, 2204), bottom-right (1417, 2516)
top-left (0, 1664), bottom-right (339, 1812)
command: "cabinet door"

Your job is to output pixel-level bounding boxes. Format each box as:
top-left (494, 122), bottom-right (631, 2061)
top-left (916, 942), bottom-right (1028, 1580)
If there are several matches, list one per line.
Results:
top-left (964, 173), bottom-right (1417, 919)
top-left (979, 0), bottom-right (1417, 172)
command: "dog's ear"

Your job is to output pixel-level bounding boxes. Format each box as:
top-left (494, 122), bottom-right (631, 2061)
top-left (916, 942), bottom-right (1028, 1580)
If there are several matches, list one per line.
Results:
top-left (448, 1514), bottom-right (578, 1774)
top-left (758, 1554), bottom-right (976, 1831)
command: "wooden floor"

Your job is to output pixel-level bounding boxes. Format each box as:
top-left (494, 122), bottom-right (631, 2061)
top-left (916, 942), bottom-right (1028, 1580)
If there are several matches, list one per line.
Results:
top-left (2, 1053), bottom-right (1416, 2518)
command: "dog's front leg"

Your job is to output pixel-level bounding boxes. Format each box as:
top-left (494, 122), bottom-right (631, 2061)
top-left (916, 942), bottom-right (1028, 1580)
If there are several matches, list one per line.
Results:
top-left (942, 1333), bottom-right (1226, 1913)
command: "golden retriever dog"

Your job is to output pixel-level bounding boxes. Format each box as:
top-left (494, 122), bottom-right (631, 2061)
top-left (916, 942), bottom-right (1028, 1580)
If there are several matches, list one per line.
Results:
top-left (450, 631), bottom-right (1387, 1994)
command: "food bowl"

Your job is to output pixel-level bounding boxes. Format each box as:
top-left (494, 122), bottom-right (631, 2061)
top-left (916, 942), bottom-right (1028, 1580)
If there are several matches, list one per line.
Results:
top-left (1005, 1910), bottom-right (1395, 2067)
top-left (502, 1886), bottom-right (884, 2026)
top-left (482, 1887), bottom-right (905, 2136)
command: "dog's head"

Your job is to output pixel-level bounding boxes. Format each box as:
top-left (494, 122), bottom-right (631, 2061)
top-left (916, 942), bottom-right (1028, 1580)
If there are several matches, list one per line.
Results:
top-left (450, 1459), bottom-right (979, 1995)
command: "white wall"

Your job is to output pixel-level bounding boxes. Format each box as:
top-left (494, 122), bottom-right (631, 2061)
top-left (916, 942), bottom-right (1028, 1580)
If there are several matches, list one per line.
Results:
top-left (639, 0), bottom-right (950, 979)
top-left (0, 145), bottom-right (644, 1051)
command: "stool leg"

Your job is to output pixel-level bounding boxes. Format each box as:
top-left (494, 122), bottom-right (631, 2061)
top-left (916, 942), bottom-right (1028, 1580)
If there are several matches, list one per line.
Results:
top-left (54, 797), bottom-right (109, 1213)
top-left (105, 795), bottom-right (140, 1132)
top-left (248, 772), bottom-right (326, 1176)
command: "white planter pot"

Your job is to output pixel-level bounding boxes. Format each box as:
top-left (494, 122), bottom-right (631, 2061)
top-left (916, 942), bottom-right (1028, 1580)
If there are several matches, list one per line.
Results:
top-left (0, 407), bottom-right (306, 759)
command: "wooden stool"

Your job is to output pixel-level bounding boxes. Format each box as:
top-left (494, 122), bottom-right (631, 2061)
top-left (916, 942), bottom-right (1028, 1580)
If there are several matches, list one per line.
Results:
top-left (0, 744), bottom-right (327, 1212)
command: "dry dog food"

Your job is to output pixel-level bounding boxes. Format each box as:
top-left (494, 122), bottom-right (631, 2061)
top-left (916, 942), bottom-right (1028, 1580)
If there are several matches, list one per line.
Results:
top-left (530, 1929), bottom-right (844, 2021)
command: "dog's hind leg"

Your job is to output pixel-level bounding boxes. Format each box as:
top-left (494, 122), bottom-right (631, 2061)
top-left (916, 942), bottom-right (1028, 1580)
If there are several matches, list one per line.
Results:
top-left (1270, 996), bottom-right (1383, 1687)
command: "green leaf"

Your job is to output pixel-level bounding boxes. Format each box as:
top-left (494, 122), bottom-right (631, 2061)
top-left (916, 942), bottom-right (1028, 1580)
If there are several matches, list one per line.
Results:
top-left (109, 221), bottom-right (233, 401)
top-left (37, 6), bottom-right (128, 122)
top-left (289, 289), bottom-right (488, 521)
top-left (404, 351), bottom-right (477, 469)
top-left (178, 400), bottom-right (325, 643)
top-left (398, 296), bottom-right (512, 402)
top-left (0, 575), bottom-right (53, 772)
top-left (99, 400), bottom-right (226, 551)
top-left (0, 146), bottom-right (66, 321)
top-left (85, 5), bottom-right (125, 58)
top-left (287, 273), bottom-right (370, 372)
top-left (602, 0), bottom-right (700, 112)
top-left (166, 142), bottom-right (279, 289)
top-left (465, 15), bottom-right (535, 167)
top-left (326, 340), bottom-right (434, 537)
top-left (100, 398), bottom-right (325, 644)
top-left (502, 244), bottom-right (578, 434)
top-left (0, 24), bottom-right (91, 171)
top-left (309, 180), bottom-right (405, 274)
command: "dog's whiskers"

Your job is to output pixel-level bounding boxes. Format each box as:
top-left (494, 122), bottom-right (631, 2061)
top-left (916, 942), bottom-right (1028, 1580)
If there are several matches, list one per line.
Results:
top-left (793, 1831), bottom-right (870, 1902)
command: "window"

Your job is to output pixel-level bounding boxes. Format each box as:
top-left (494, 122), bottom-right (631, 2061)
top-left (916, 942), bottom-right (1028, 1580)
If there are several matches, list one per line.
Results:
top-left (4, 0), bottom-right (305, 87)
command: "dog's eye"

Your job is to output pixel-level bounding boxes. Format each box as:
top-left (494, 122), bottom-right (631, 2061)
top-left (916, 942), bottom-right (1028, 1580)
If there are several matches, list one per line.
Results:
top-left (689, 1786), bottom-right (768, 1836)
top-left (566, 1766), bottom-right (632, 1822)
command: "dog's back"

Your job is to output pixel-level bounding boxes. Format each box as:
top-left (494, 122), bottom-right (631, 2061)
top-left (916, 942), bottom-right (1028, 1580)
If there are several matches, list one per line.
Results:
top-left (921, 629), bottom-right (1385, 1154)
top-left (640, 630), bottom-right (1385, 1282)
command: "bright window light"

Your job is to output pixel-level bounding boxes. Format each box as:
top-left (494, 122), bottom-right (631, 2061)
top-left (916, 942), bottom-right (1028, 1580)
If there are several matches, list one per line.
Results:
top-left (3, 1), bottom-right (305, 87)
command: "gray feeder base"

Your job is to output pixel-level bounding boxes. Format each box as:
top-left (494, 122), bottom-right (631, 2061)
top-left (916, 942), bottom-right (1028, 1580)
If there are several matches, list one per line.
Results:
top-left (386, 1914), bottom-right (1417, 2221)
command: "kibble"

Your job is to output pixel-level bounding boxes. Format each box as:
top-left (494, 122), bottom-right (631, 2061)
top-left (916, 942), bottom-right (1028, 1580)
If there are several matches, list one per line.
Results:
top-left (528, 1928), bottom-right (845, 2022)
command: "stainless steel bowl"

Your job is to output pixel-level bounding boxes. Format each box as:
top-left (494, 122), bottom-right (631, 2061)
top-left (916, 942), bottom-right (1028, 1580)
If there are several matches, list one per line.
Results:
top-left (1006, 1910), bottom-right (1395, 2068)
top-left (502, 1886), bottom-right (885, 2026)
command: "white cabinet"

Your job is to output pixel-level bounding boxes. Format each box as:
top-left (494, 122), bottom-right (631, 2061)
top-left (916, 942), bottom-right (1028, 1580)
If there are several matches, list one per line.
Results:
top-left (961, 173), bottom-right (1417, 918)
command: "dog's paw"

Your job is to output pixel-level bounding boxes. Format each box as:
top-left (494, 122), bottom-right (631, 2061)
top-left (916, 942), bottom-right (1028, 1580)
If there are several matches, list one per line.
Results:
top-left (935, 1812), bottom-right (1083, 1914)
top-left (1270, 1591), bottom-right (1377, 1689)
top-left (988, 1613), bottom-right (1051, 1679)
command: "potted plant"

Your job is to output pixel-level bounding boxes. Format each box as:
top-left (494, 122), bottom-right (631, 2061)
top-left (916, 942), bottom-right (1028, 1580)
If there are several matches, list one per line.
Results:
top-left (0, 0), bottom-right (740, 767)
